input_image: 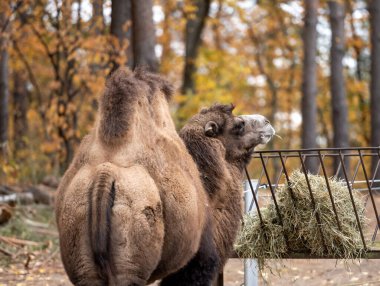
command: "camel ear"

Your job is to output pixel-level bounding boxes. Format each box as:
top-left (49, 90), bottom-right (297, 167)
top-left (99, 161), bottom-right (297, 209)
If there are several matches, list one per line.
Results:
top-left (205, 121), bottom-right (219, 137)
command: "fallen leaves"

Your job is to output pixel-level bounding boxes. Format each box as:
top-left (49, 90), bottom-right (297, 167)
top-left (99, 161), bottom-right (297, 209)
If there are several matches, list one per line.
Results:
top-left (0, 204), bottom-right (68, 285)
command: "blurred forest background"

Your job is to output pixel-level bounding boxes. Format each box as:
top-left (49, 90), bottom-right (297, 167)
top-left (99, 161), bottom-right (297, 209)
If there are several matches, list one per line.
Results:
top-left (0, 1), bottom-right (380, 284)
top-left (0, 0), bottom-right (379, 185)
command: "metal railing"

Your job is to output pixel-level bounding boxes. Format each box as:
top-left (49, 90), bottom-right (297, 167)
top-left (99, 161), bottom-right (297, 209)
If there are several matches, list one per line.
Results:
top-left (216, 147), bottom-right (380, 285)
top-left (245, 147), bottom-right (380, 253)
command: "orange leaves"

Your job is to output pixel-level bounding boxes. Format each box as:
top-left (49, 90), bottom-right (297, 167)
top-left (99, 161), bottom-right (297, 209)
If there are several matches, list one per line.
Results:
top-left (347, 37), bottom-right (367, 50)
top-left (183, 2), bottom-right (198, 19)
top-left (6, 0), bottom-right (121, 176)
top-left (2, 0), bottom-right (373, 184)
top-left (0, 161), bottom-right (19, 185)
top-left (349, 81), bottom-right (368, 95)
top-left (40, 141), bottom-right (59, 155)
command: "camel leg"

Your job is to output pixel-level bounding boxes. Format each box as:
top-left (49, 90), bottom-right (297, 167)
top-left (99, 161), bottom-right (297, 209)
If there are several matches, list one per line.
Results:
top-left (160, 219), bottom-right (220, 286)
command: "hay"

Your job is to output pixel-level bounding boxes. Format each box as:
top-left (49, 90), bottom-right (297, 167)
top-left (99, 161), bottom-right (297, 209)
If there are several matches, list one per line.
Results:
top-left (235, 170), bottom-right (367, 270)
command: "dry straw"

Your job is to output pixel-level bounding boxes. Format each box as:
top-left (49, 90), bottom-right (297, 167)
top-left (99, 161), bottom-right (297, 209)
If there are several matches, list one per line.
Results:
top-left (235, 170), bottom-right (367, 270)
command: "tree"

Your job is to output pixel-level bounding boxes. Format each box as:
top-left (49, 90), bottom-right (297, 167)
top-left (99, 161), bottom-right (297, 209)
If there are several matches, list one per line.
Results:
top-left (16, 0), bottom-right (108, 171)
top-left (328, 0), bottom-right (350, 176)
top-left (301, 0), bottom-right (319, 173)
top-left (12, 71), bottom-right (28, 153)
top-left (182, 0), bottom-right (211, 94)
top-left (132, 0), bottom-right (159, 72)
top-left (369, 0), bottom-right (380, 181)
top-left (158, 0), bottom-right (177, 75)
top-left (110, 0), bottom-right (158, 72)
top-left (0, 5), bottom-right (9, 157)
top-left (91, 0), bottom-right (104, 33)
top-left (0, 0), bottom-right (375, 184)
top-left (111, 0), bottom-right (133, 69)
top-left (346, 0), bottom-right (370, 146)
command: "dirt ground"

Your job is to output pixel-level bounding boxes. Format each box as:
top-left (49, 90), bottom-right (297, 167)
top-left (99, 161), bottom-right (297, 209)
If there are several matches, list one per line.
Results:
top-left (2, 255), bottom-right (380, 285)
top-left (224, 259), bottom-right (380, 286)
top-left (2, 191), bottom-right (380, 286)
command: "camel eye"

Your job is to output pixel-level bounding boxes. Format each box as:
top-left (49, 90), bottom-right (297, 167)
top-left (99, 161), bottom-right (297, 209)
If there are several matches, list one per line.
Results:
top-left (237, 121), bottom-right (245, 129)
top-left (232, 120), bottom-right (245, 135)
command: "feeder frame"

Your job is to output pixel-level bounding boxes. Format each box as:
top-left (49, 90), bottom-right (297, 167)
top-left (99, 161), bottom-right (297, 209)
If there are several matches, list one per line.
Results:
top-left (216, 147), bottom-right (380, 285)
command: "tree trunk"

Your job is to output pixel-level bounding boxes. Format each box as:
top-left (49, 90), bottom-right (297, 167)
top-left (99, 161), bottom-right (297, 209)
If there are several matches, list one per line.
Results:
top-left (0, 8), bottom-right (9, 158)
top-left (111, 0), bottom-right (133, 69)
top-left (62, 0), bottom-right (73, 28)
top-left (160, 0), bottom-right (175, 74)
top-left (91, 0), bottom-right (104, 33)
top-left (369, 0), bottom-right (380, 185)
top-left (328, 1), bottom-right (350, 178)
top-left (346, 0), bottom-right (370, 146)
top-left (132, 0), bottom-right (159, 72)
top-left (301, 0), bottom-right (319, 173)
top-left (12, 71), bottom-right (28, 154)
top-left (76, 0), bottom-right (82, 30)
top-left (182, 0), bottom-right (211, 94)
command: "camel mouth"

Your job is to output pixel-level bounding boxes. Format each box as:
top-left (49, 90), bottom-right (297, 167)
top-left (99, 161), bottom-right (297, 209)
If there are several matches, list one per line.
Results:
top-left (259, 127), bottom-right (276, 144)
top-left (239, 114), bottom-right (276, 149)
top-left (259, 132), bottom-right (275, 145)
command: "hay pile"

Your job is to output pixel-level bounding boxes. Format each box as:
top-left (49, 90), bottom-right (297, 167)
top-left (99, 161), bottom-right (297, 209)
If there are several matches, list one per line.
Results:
top-left (235, 170), bottom-right (367, 269)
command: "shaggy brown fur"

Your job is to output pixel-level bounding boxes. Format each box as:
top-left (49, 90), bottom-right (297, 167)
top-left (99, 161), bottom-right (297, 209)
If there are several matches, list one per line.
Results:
top-left (161, 104), bottom-right (275, 285)
top-left (56, 68), bottom-right (207, 285)
top-left (180, 104), bottom-right (250, 264)
top-left (56, 68), bottom-right (275, 286)
top-left (98, 68), bottom-right (174, 146)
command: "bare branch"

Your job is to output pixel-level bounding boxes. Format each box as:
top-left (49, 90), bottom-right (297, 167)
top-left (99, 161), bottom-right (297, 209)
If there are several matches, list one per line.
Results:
top-left (1, 0), bottom-right (23, 33)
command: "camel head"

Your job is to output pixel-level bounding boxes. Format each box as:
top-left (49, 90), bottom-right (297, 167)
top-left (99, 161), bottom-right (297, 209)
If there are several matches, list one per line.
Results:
top-left (238, 114), bottom-right (276, 147)
top-left (197, 104), bottom-right (275, 163)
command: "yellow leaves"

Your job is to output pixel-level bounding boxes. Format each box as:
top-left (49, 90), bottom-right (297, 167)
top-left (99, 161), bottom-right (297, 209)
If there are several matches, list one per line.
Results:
top-left (4, 0), bottom-right (118, 182)
top-left (176, 46), bottom-right (255, 125)
top-left (56, 103), bottom-right (65, 116)
top-left (347, 37), bottom-right (366, 50)
top-left (122, 20), bottom-right (133, 33)
top-left (349, 81), bottom-right (368, 95)
top-left (183, 2), bottom-right (198, 18)
top-left (26, 110), bottom-right (40, 123)
top-left (1, 162), bottom-right (19, 184)
top-left (40, 141), bottom-right (58, 154)
top-left (3, 0), bottom-right (373, 183)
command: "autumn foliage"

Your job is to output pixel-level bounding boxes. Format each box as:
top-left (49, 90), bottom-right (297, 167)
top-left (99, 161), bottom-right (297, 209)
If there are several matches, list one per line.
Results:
top-left (0, 0), bottom-right (377, 184)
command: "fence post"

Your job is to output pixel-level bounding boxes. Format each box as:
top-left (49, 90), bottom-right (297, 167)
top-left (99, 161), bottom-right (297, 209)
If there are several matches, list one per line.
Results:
top-left (244, 180), bottom-right (259, 286)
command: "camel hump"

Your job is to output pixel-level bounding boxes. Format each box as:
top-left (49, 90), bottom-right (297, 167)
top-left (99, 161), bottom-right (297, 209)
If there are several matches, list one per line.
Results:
top-left (98, 68), bottom-right (174, 145)
top-left (134, 67), bottom-right (175, 100)
top-left (98, 68), bottom-right (139, 146)
top-left (88, 165), bottom-right (117, 285)
top-left (97, 68), bottom-right (175, 147)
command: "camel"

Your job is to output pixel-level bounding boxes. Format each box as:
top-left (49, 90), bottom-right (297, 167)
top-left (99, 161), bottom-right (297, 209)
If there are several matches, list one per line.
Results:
top-left (160, 106), bottom-right (275, 285)
top-left (55, 68), bottom-right (275, 286)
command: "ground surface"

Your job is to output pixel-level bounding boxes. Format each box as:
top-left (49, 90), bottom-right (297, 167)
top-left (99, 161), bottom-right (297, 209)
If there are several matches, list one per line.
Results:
top-left (3, 256), bottom-right (380, 285)
top-left (2, 203), bottom-right (380, 286)
top-left (225, 259), bottom-right (380, 286)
